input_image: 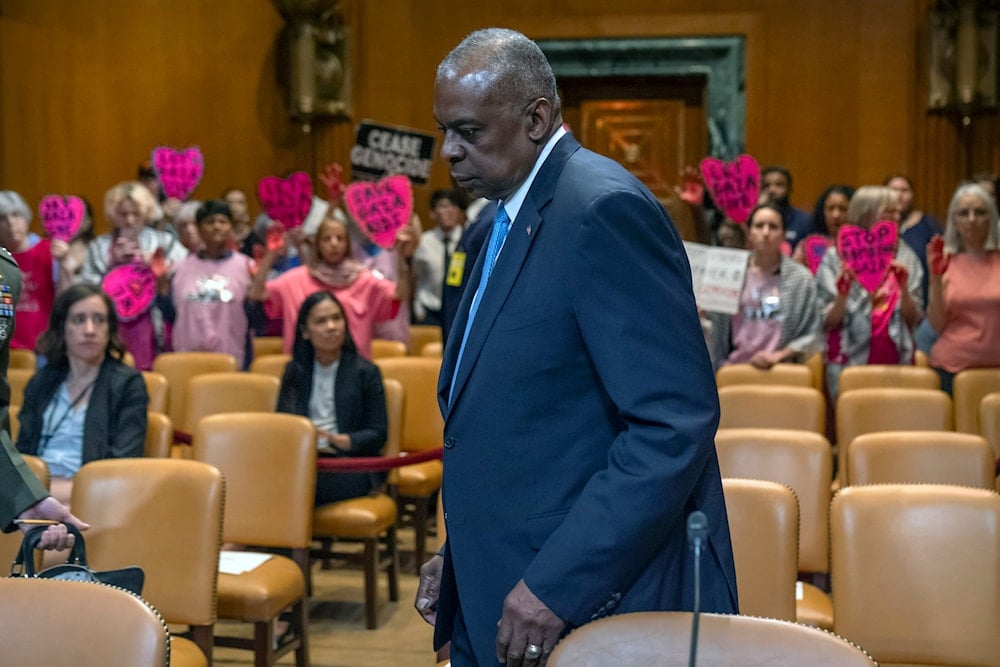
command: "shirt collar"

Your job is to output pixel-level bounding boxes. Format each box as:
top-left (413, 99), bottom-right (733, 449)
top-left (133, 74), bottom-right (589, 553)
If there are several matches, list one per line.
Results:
top-left (500, 125), bottom-right (568, 225)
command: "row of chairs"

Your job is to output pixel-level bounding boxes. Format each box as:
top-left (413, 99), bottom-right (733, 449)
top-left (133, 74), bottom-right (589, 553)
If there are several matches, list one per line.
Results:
top-left (549, 482), bottom-right (1000, 667)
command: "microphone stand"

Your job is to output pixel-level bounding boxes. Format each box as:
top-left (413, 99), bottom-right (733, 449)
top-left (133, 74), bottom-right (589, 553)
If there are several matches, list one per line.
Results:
top-left (687, 510), bottom-right (708, 667)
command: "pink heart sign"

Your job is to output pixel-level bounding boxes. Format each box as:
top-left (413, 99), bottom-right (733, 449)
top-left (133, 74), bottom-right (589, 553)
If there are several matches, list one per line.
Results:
top-left (38, 195), bottom-right (85, 242)
top-left (257, 172), bottom-right (313, 230)
top-left (101, 264), bottom-right (156, 322)
top-left (801, 234), bottom-right (831, 275)
top-left (837, 221), bottom-right (898, 293)
top-left (344, 175), bottom-right (413, 249)
top-left (151, 146), bottom-right (204, 200)
top-left (699, 154), bottom-right (761, 224)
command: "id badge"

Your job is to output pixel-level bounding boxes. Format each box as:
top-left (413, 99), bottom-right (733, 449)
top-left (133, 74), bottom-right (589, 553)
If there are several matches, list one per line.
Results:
top-left (446, 251), bottom-right (466, 287)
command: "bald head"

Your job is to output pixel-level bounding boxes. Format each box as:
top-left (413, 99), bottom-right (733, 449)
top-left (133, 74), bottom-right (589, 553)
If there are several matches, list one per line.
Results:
top-left (437, 28), bottom-right (562, 119)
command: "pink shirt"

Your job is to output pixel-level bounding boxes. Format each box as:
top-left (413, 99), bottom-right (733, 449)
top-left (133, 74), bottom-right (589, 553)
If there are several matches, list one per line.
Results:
top-left (726, 267), bottom-right (782, 365)
top-left (11, 240), bottom-right (55, 352)
top-left (265, 266), bottom-right (398, 359)
top-left (930, 252), bottom-right (1000, 373)
top-left (171, 253), bottom-right (254, 364)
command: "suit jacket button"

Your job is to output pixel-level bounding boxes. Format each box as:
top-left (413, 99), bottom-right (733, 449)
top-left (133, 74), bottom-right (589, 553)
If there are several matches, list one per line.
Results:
top-left (444, 436), bottom-right (456, 449)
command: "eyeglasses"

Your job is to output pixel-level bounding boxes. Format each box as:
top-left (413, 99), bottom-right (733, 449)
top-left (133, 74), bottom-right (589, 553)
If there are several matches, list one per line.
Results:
top-left (954, 208), bottom-right (989, 220)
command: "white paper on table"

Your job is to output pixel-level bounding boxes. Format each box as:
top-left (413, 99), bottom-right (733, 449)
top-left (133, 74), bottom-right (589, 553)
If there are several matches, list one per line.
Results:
top-left (219, 550), bottom-right (273, 575)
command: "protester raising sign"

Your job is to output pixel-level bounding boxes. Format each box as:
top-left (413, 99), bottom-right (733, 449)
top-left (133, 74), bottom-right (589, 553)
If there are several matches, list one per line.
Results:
top-left (351, 120), bottom-right (436, 184)
top-left (699, 155), bottom-right (761, 224)
top-left (344, 175), bottom-right (414, 249)
top-left (683, 241), bottom-right (751, 315)
top-left (837, 221), bottom-right (898, 293)
top-left (151, 146), bottom-right (204, 200)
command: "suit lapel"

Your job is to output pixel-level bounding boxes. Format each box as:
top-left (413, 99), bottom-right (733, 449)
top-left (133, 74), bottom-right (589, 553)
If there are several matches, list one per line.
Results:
top-left (440, 134), bottom-right (581, 415)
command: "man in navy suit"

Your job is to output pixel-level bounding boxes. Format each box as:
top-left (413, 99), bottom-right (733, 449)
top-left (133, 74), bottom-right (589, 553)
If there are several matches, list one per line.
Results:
top-left (415, 28), bottom-right (739, 666)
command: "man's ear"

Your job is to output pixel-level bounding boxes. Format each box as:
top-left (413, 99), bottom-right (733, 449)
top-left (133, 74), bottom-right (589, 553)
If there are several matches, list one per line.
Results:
top-left (525, 97), bottom-right (554, 142)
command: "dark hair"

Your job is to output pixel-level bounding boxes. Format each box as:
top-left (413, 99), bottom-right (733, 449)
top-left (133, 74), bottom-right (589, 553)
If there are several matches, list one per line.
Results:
top-left (196, 199), bottom-right (232, 224)
top-left (747, 203), bottom-right (787, 230)
top-left (883, 173), bottom-right (913, 189)
top-left (811, 185), bottom-right (855, 236)
top-left (761, 165), bottom-right (793, 190)
top-left (430, 189), bottom-right (461, 209)
top-left (37, 284), bottom-right (125, 366)
top-left (290, 291), bottom-right (358, 367)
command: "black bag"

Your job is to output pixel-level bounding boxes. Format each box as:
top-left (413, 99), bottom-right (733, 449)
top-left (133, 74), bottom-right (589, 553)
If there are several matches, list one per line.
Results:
top-left (10, 523), bottom-right (144, 595)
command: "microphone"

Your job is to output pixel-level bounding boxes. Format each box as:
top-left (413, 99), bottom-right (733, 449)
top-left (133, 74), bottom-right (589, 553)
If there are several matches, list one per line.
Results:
top-left (687, 510), bottom-right (709, 667)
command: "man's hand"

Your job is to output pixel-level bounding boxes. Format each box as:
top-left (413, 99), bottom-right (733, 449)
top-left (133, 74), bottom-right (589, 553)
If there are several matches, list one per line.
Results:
top-left (415, 554), bottom-right (444, 626)
top-left (673, 166), bottom-right (705, 208)
top-left (266, 223), bottom-right (287, 254)
top-left (496, 579), bottom-right (566, 666)
top-left (16, 497), bottom-right (89, 551)
top-left (319, 163), bottom-right (348, 207)
top-left (888, 260), bottom-right (909, 286)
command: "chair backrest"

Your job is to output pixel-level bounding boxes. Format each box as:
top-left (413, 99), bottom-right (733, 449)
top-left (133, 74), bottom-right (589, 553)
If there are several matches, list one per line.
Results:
top-left (145, 410), bottom-right (173, 458)
top-left (722, 478), bottom-right (798, 621)
top-left (7, 348), bottom-right (36, 370)
top-left (70, 458), bottom-right (224, 630)
top-left (383, 378), bottom-right (404, 484)
top-left (375, 357), bottom-right (444, 452)
top-left (7, 367), bottom-right (32, 408)
top-left (717, 385), bottom-right (825, 434)
top-left (715, 428), bottom-right (832, 574)
top-left (151, 351), bottom-right (238, 429)
top-left (248, 352), bottom-right (291, 380)
top-left (981, 391), bottom-right (1000, 462)
top-left (0, 578), bottom-right (170, 666)
top-left (954, 368), bottom-right (1000, 434)
top-left (408, 324), bottom-right (442, 355)
top-left (839, 364), bottom-right (940, 393)
top-left (371, 338), bottom-right (408, 359)
top-left (140, 371), bottom-right (169, 415)
top-left (831, 484), bottom-right (1000, 666)
top-left (181, 371), bottom-right (279, 434)
top-left (804, 351), bottom-right (824, 391)
top-left (8, 403), bottom-right (19, 441)
top-left (846, 431), bottom-right (995, 489)
top-left (548, 611), bottom-right (877, 666)
top-left (251, 335), bottom-right (285, 359)
top-left (193, 412), bottom-right (316, 548)
top-left (421, 341), bottom-right (443, 358)
top-left (835, 388), bottom-right (953, 484)
top-left (716, 363), bottom-right (814, 389)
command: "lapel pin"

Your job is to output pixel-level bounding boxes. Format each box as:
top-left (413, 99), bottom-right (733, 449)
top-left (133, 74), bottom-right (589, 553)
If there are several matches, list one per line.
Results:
top-left (526, 226), bottom-right (532, 235)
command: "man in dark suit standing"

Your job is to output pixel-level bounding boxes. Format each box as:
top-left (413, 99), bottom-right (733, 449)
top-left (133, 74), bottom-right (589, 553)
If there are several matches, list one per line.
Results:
top-left (416, 28), bottom-right (738, 666)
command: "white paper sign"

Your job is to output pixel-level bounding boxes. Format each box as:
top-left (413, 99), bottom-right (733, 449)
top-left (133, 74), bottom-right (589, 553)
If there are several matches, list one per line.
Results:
top-left (683, 242), bottom-right (750, 315)
top-left (219, 550), bottom-right (273, 575)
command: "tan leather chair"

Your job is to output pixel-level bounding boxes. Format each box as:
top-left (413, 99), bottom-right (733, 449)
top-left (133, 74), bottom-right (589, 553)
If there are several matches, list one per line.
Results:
top-left (915, 349), bottom-right (929, 367)
top-left (145, 410), bottom-right (173, 458)
top-left (715, 363), bottom-right (814, 389)
top-left (846, 431), bottom-right (995, 489)
top-left (249, 353), bottom-right (291, 380)
top-left (717, 385), bottom-right (825, 434)
top-left (831, 484), bottom-right (1000, 666)
top-left (141, 370), bottom-right (169, 414)
top-left (252, 335), bottom-right (285, 359)
top-left (7, 347), bottom-right (36, 370)
top-left (122, 351), bottom-right (136, 368)
top-left (7, 367), bottom-right (32, 409)
top-left (312, 378), bottom-right (403, 629)
top-left (954, 368), bottom-right (1000, 434)
top-left (181, 371), bottom-right (279, 434)
top-left (836, 388), bottom-right (953, 486)
top-left (371, 338), bottom-right (408, 359)
top-left (722, 478), bottom-right (798, 621)
top-left (151, 351), bottom-right (238, 432)
top-left (408, 324), bottom-right (442, 356)
top-left (548, 611), bottom-right (877, 666)
top-left (9, 403), bottom-right (20, 441)
top-left (71, 458), bottom-right (224, 666)
top-left (0, 578), bottom-right (170, 666)
top-left (839, 364), bottom-right (941, 393)
top-left (421, 341), bottom-right (443, 358)
top-left (0, 454), bottom-right (48, 574)
top-left (715, 428), bottom-right (834, 628)
top-left (375, 356), bottom-right (444, 570)
top-left (804, 351), bottom-right (824, 391)
top-left (193, 412), bottom-right (314, 667)
top-left (981, 391), bottom-right (1000, 460)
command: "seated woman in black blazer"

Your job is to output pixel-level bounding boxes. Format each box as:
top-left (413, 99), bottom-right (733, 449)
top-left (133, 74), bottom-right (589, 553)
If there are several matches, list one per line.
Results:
top-left (16, 283), bottom-right (148, 505)
top-left (277, 290), bottom-right (388, 505)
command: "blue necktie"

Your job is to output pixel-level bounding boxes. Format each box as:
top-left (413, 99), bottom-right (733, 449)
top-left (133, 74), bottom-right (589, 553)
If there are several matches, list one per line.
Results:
top-left (449, 204), bottom-right (510, 406)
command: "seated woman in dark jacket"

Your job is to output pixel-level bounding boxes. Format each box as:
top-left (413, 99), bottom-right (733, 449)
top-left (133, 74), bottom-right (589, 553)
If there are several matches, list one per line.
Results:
top-left (277, 290), bottom-right (388, 505)
top-left (16, 283), bottom-right (148, 505)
